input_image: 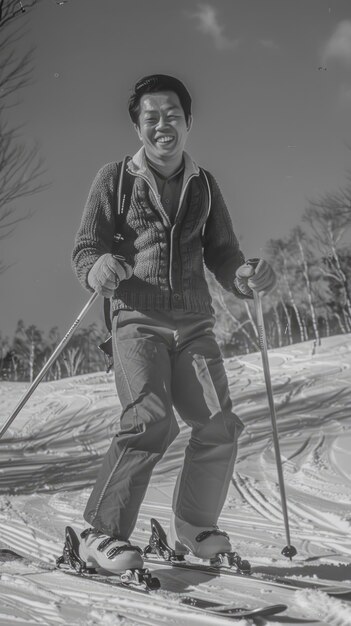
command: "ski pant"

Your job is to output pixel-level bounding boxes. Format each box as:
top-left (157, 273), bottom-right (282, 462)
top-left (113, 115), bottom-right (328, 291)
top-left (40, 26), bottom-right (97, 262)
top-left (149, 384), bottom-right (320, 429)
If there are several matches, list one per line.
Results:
top-left (84, 309), bottom-right (244, 540)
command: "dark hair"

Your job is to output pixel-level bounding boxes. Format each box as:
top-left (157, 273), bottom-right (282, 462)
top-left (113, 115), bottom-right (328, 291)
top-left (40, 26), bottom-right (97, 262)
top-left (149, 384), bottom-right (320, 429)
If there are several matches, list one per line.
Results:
top-left (128, 74), bottom-right (192, 125)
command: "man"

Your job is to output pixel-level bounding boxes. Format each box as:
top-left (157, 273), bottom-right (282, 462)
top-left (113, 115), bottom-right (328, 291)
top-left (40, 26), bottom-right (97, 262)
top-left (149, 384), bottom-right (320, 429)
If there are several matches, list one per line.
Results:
top-left (72, 74), bottom-right (276, 574)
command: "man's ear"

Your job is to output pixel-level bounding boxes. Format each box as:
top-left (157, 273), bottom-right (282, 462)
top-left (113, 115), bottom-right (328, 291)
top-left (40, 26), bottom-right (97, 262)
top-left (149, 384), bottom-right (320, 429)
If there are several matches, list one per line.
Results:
top-left (186, 115), bottom-right (193, 132)
top-left (134, 123), bottom-right (142, 141)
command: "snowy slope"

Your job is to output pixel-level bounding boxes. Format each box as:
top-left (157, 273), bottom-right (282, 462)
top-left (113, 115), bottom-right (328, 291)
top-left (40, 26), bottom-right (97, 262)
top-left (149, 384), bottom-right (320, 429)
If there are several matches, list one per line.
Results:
top-left (0, 334), bottom-right (351, 625)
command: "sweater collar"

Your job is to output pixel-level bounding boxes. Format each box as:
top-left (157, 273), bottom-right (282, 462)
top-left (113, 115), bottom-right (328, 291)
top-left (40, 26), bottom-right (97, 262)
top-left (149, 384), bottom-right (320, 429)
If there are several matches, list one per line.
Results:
top-left (128, 147), bottom-right (200, 182)
top-left (127, 147), bottom-right (201, 228)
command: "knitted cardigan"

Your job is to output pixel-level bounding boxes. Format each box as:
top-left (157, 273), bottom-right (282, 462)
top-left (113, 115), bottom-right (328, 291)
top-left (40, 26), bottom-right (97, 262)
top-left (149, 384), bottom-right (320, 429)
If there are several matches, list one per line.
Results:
top-left (72, 148), bottom-right (245, 314)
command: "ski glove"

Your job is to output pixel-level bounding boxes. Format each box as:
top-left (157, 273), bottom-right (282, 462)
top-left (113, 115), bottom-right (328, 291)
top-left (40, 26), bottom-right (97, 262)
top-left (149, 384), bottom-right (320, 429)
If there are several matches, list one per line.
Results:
top-left (234, 258), bottom-right (276, 297)
top-left (88, 253), bottom-right (133, 298)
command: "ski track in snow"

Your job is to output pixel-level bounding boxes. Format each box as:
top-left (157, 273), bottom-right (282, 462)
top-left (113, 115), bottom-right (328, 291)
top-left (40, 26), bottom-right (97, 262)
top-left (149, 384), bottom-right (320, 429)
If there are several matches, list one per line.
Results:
top-left (0, 336), bottom-right (351, 624)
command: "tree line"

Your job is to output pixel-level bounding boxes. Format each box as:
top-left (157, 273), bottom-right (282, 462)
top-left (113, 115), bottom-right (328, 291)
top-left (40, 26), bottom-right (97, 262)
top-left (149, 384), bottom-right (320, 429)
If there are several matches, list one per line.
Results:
top-left (0, 322), bottom-right (108, 382)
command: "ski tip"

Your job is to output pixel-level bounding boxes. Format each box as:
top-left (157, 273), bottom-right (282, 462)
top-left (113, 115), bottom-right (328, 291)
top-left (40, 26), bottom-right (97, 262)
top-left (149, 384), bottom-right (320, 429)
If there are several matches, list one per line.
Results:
top-left (215, 603), bottom-right (288, 618)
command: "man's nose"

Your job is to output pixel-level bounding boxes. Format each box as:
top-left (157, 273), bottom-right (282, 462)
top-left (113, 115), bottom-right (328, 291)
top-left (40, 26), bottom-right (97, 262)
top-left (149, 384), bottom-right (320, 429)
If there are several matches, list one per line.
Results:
top-left (155, 115), bottom-right (168, 130)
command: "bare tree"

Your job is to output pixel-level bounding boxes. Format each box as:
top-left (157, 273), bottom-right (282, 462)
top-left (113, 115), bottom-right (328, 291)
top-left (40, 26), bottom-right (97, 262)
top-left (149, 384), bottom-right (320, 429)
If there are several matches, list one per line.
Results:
top-left (216, 288), bottom-right (259, 351)
top-left (291, 227), bottom-right (321, 346)
top-left (62, 346), bottom-right (84, 377)
top-left (271, 304), bottom-right (283, 348)
top-left (266, 237), bottom-right (307, 343)
top-left (0, 0), bottom-right (46, 273)
top-left (304, 191), bottom-right (351, 332)
top-left (0, 331), bottom-right (10, 374)
top-left (0, 1), bottom-right (35, 27)
top-left (279, 298), bottom-right (293, 345)
top-left (13, 319), bottom-right (44, 381)
top-left (205, 268), bottom-right (259, 352)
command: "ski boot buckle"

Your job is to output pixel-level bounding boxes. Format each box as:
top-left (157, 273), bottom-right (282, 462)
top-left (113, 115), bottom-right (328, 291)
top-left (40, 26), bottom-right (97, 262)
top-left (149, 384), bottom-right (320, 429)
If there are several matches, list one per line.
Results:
top-left (210, 551), bottom-right (251, 574)
top-left (56, 526), bottom-right (96, 574)
top-left (144, 518), bottom-right (185, 562)
top-left (120, 567), bottom-right (160, 589)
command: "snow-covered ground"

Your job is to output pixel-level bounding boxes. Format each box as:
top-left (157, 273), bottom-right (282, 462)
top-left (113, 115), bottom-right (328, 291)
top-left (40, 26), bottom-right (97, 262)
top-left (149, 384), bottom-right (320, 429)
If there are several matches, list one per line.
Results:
top-left (0, 334), bottom-right (351, 625)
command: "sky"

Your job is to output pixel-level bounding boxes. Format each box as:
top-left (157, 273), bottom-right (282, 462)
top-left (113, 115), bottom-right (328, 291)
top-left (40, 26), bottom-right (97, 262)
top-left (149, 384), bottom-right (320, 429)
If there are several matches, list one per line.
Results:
top-left (1, 0), bottom-right (351, 340)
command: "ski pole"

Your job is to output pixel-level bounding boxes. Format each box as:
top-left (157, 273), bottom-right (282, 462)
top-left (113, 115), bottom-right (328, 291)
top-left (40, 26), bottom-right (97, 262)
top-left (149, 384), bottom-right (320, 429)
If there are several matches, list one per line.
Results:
top-left (253, 290), bottom-right (297, 559)
top-left (0, 291), bottom-right (99, 440)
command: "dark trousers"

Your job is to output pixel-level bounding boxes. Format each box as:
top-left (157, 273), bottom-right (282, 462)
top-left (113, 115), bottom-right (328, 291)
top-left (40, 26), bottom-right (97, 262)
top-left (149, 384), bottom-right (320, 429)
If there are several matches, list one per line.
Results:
top-left (84, 309), bottom-right (244, 539)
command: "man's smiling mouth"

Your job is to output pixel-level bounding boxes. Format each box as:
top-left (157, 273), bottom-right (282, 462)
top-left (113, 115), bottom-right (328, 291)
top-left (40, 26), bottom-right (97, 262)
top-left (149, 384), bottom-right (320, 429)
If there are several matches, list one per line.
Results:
top-left (156, 136), bottom-right (174, 144)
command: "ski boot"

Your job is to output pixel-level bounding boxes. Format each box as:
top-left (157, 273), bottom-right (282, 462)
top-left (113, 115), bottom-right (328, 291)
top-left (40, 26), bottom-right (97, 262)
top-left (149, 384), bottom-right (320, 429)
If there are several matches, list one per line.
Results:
top-left (57, 526), bottom-right (160, 589)
top-left (168, 513), bottom-right (235, 560)
top-left (144, 517), bottom-right (251, 574)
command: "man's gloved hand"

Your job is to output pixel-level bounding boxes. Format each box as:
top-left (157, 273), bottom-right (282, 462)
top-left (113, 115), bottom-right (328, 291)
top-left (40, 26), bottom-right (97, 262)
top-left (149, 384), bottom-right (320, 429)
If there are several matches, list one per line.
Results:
top-left (88, 253), bottom-right (133, 297)
top-left (234, 258), bottom-right (276, 297)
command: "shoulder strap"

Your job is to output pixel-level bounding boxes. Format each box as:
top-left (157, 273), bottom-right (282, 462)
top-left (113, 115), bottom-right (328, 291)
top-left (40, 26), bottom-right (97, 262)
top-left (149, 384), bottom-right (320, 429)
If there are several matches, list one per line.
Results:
top-left (118, 156), bottom-right (133, 217)
top-left (104, 156), bottom-right (133, 333)
top-left (199, 168), bottom-right (212, 238)
top-left (113, 156), bottom-right (133, 246)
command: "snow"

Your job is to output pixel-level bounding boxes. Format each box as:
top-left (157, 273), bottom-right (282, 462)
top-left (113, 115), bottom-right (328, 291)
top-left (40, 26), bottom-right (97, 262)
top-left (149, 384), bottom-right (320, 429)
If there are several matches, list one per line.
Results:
top-left (0, 334), bottom-right (351, 624)
top-left (295, 589), bottom-right (351, 625)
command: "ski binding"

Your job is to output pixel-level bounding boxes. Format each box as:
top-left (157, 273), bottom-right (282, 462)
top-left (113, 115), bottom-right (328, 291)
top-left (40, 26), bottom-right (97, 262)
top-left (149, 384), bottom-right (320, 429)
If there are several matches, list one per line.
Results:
top-left (144, 517), bottom-right (251, 574)
top-left (57, 526), bottom-right (160, 590)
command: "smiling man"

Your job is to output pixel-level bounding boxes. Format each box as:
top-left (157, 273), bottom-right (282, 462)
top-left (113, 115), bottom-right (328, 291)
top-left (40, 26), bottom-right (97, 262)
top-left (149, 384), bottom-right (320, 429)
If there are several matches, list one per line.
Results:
top-left (135, 90), bottom-right (189, 174)
top-left (72, 74), bottom-right (276, 575)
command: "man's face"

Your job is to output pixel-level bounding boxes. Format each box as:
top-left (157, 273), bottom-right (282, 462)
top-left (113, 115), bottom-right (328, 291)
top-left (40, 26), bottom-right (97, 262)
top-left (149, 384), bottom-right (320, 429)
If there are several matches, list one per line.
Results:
top-left (135, 91), bottom-right (192, 164)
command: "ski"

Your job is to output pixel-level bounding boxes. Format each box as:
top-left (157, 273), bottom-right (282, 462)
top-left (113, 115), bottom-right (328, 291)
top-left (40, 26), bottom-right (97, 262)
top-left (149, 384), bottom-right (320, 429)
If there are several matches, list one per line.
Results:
top-left (143, 518), bottom-right (351, 597)
top-left (55, 526), bottom-right (287, 619)
top-left (171, 597), bottom-right (287, 618)
top-left (53, 567), bottom-right (287, 619)
top-left (0, 530), bottom-right (288, 621)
